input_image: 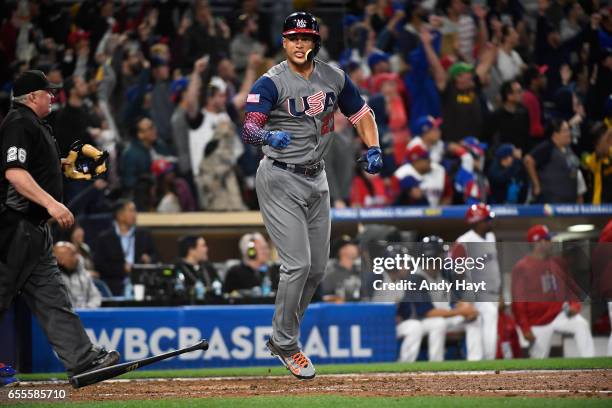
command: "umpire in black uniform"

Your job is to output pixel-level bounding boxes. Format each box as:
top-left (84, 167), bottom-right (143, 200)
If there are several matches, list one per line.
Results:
top-left (0, 70), bottom-right (119, 378)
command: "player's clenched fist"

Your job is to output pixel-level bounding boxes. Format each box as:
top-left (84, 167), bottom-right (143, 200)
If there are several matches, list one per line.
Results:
top-left (265, 130), bottom-right (292, 149)
top-left (359, 146), bottom-right (383, 174)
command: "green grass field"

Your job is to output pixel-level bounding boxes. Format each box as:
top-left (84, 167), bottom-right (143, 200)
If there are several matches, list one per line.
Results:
top-left (5, 396), bottom-right (612, 408)
top-left (17, 356), bottom-right (612, 381)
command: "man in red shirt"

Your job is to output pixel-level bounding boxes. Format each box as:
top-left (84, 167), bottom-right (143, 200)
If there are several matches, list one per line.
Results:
top-left (512, 225), bottom-right (594, 358)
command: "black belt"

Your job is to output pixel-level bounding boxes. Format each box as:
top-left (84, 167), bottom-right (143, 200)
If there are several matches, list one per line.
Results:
top-left (272, 160), bottom-right (324, 177)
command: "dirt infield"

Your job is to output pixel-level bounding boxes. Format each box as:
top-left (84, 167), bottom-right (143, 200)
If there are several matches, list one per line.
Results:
top-left (4, 370), bottom-right (611, 401)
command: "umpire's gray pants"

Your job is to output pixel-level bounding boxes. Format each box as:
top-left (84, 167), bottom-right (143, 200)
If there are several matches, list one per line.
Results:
top-left (256, 157), bottom-right (330, 355)
top-left (0, 221), bottom-right (100, 375)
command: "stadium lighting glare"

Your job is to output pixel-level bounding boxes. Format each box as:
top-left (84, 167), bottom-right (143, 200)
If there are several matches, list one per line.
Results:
top-left (567, 224), bottom-right (595, 232)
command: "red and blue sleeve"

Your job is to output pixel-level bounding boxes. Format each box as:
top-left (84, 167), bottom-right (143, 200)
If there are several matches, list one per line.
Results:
top-left (338, 72), bottom-right (371, 125)
top-left (242, 77), bottom-right (279, 145)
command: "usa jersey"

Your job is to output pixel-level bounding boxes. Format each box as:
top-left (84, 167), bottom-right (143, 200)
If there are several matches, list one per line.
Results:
top-left (245, 58), bottom-right (369, 164)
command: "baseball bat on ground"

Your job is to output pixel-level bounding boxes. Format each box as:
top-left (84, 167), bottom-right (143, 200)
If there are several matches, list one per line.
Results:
top-left (70, 339), bottom-right (209, 389)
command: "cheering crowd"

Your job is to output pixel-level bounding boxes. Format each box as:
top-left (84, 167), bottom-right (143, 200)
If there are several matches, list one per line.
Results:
top-left (0, 0), bottom-right (610, 215)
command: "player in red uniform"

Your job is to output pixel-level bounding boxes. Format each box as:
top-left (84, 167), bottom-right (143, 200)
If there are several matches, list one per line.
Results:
top-left (511, 225), bottom-right (594, 358)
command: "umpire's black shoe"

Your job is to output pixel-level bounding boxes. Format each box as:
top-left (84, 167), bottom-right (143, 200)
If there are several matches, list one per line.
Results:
top-left (71, 349), bottom-right (120, 377)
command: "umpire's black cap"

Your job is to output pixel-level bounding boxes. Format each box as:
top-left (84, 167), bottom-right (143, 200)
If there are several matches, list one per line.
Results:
top-left (12, 70), bottom-right (62, 97)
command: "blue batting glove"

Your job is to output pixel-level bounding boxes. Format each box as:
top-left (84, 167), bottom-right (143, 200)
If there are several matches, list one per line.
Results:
top-left (359, 146), bottom-right (383, 174)
top-left (265, 131), bottom-right (292, 149)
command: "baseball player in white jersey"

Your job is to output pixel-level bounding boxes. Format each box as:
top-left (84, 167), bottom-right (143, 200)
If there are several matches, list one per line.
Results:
top-left (241, 11), bottom-right (382, 379)
top-left (453, 203), bottom-right (501, 360)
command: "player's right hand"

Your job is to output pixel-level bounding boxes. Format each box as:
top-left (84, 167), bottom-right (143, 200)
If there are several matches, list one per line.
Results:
top-left (265, 131), bottom-right (291, 149)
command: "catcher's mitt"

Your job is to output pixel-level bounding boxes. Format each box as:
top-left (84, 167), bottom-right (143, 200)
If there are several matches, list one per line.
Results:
top-left (62, 140), bottom-right (109, 180)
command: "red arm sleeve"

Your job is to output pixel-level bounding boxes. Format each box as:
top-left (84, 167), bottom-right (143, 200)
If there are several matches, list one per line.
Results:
top-left (242, 112), bottom-right (269, 146)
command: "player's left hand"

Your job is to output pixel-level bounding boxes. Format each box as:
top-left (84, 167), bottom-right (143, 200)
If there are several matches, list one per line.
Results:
top-left (358, 146), bottom-right (383, 174)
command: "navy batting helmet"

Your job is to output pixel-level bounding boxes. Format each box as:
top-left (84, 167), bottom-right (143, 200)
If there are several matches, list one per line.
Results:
top-left (282, 11), bottom-right (321, 60)
top-left (421, 235), bottom-right (446, 257)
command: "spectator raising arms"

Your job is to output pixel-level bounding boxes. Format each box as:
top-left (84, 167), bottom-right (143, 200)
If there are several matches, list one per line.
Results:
top-left (0, 0), bottom-right (610, 213)
top-left (420, 26), bottom-right (497, 143)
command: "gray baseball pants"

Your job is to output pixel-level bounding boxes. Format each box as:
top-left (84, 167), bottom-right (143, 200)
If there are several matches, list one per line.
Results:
top-left (256, 157), bottom-right (330, 355)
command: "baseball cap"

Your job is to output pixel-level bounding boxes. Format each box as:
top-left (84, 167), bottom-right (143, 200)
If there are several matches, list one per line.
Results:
top-left (462, 136), bottom-right (488, 157)
top-left (411, 115), bottom-right (442, 136)
top-left (421, 235), bottom-right (446, 257)
top-left (12, 70), bottom-right (62, 97)
top-left (209, 76), bottom-right (227, 94)
top-left (367, 52), bottom-right (390, 69)
top-left (448, 62), bottom-right (473, 79)
top-left (170, 77), bottom-right (189, 102)
top-left (344, 61), bottom-right (361, 74)
top-left (406, 144), bottom-right (430, 163)
top-left (370, 72), bottom-right (400, 94)
top-left (495, 143), bottom-right (515, 159)
top-left (151, 56), bottom-right (169, 68)
top-left (465, 203), bottom-right (494, 224)
top-left (527, 225), bottom-right (553, 243)
top-left (343, 14), bottom-right (363, 27)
